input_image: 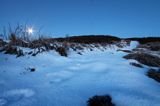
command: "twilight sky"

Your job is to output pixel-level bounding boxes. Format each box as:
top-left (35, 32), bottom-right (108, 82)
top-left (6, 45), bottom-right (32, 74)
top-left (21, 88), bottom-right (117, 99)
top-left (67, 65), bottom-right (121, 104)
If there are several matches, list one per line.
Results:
top-left (0, 0), bottom-right (160, 38)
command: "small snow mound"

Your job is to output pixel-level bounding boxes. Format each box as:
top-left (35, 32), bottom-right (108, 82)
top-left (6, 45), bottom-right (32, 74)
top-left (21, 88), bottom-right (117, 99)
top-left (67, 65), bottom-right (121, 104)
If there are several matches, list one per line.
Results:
top-left (122, 41), bottom-right (139, 50)
top-left (130, 41), bottom-right (139, 49)
top-left (6, 89), bottom-right (35, 98)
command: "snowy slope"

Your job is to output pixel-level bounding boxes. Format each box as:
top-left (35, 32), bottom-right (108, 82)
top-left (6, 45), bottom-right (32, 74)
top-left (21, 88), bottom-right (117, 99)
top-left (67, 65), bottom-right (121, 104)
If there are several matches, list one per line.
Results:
top-left (0, 42), bottom-right (160, 106)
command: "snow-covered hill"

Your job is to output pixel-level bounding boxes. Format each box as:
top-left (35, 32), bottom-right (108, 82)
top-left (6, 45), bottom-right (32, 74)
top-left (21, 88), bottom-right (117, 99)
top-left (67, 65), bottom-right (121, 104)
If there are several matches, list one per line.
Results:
top-left (0, 41), bottom-right (160, 106)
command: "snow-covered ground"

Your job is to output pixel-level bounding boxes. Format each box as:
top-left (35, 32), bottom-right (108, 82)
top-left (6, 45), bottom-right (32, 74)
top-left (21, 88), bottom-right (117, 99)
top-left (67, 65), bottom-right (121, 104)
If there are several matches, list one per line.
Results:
top-left (0, 42), bottom-right (160, 106)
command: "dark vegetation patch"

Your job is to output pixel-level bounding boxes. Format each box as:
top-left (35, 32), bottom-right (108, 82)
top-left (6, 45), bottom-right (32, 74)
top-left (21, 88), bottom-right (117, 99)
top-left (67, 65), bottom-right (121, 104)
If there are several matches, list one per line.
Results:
top-left (130, 62), bottom-right (143, 68)
top-left (87, 95), bottom-right (115, 106)
top-left (1, 33), bottom-right (159, 58)
top-left (123, 53), bottom-right (160, 67)
top-left (55, 46), bottom-right (68, 57)
top-left (1, 44), bottom-right (24, 57)
top-left (7, 35), bottom-right (121, 49)
top-left (126, 37), bottom-right (160, 44)
top-left (147, 69), bottom-right (160, 82)
top-left (9, 33), bottom-right (29, 47)
top-left (54, 35), bottom-right (121, 44)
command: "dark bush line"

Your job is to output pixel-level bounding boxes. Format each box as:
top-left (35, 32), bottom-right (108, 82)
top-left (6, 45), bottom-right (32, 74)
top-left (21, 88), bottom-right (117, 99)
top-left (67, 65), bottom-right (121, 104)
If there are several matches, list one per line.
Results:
top-left (7, 35), bottom-right (121, 48)
top-left (123, 53), bottom-right (160, 67)
top-left (27, 35), bottom-right (121, 49)
top-left (29, 38), bottom-right (55, 48)
top-left (147, 69), bottom-right (160, 83)
top-left (54, 35), bottom-right (121, 44)
top-left (125, 37), bottom-right (160, 44)
top-left (1, 35), bottom-right (122, 50)
top-left (87, 95), bottom-right (115, 106)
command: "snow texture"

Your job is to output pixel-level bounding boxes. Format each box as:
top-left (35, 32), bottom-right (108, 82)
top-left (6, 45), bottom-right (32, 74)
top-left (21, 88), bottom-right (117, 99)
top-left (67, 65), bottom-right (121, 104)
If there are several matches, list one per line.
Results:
top-left (0, 42), bottom-right (160, 106)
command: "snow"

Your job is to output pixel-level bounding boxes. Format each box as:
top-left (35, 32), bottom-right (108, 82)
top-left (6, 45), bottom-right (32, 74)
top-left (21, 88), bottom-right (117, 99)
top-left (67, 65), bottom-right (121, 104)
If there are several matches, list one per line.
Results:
top-left (122, 41), bottom-right (139, 50)
top-left (130, 41), bottom-right (139, 48)
top-left (0, 43), bottom-right (160, 106)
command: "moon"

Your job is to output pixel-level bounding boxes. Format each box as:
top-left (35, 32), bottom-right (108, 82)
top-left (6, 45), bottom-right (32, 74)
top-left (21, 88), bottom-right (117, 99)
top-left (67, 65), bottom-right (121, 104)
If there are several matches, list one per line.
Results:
top-left (27, 27), bottom-right (34, 35)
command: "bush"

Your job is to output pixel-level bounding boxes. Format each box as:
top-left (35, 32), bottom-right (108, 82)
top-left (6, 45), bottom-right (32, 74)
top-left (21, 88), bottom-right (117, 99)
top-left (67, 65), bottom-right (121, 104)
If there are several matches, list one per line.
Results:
top-left (87, 95), bottom-right (115, 106)
top-left (4, 45), bottom-right (18, 55)
top-left (147, 69), bottom-right (160, 82)
top-left (1, 43), bottom-right (24, 57)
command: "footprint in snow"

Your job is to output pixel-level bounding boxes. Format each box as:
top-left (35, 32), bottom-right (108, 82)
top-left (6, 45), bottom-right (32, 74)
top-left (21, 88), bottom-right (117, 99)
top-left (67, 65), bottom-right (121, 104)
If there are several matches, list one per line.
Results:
top-left (0, 89), bottom-right (35, 106)
top-left (68, 64), bottom-right (81, 71)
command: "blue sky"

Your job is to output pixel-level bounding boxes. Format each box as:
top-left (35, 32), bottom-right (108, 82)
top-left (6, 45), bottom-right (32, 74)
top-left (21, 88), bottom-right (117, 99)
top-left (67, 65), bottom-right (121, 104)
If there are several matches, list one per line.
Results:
top-left (0, 0), bottom-right (160, 38)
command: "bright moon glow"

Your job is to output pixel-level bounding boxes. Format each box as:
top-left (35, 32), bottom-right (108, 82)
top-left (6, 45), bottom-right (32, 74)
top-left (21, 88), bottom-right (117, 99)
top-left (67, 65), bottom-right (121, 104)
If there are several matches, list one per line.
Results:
top-left (27, 27), bottom-right (34, 35)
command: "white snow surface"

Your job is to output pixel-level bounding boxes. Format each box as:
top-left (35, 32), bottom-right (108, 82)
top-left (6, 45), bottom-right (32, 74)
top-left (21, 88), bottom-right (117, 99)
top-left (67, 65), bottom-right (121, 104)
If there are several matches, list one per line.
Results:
top-left (0, 44), bottom-right (160, 106)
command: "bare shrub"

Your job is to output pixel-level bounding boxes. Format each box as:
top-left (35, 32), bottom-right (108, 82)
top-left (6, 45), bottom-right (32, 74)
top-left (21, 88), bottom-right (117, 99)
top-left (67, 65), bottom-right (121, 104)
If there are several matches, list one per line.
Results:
top-left (56, 46), bottom-right (68, 57)
top-left (87, 95), bottom-right (115, 106)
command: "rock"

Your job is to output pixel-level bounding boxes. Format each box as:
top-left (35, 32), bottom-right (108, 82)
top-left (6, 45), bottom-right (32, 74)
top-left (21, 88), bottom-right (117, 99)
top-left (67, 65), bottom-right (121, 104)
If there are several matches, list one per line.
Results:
top-left (30, 68), bottom-right (36, 72)
top-left (123, 53), bottom-right (160, 67)
top-left (147, 69), bottom-right (160, 83)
